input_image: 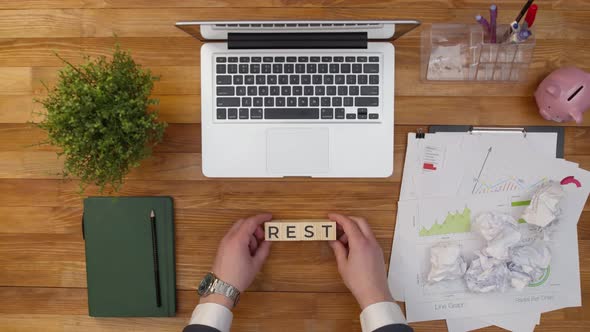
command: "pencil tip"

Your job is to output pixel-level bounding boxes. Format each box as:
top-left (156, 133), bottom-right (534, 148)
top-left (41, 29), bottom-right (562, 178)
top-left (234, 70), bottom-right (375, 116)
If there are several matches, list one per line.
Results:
top-left (150, 210), bottom-right (155, 218)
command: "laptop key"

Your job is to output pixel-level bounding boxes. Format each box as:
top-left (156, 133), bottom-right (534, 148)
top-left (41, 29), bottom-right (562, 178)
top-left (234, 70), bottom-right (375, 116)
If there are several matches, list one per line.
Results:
top-left (276, 97), bottom-right (285, 106)
top-left (332, 97), bottom-right (342, 106)
top-left (304, 86), bottom-right (314, 95)
top-left (245, 75), bottom-right (255, 85)
top-left (334, 56), bottom-right (344, 62)
top-left (216, 64), bottom-right (226, 74)
top-left (216, 75), bottom-right (232, 85)
top-left (346, 113), bottom-right (356, 119)
top-left (310, 97), bottom-right (319, 106)
top-left (228, 108), bottom-right (238, 119)
top-left (256, 75), bottom-right (266, 85)
top-left (290, 75), bottom-right (299, 85)
top-left (361, 86), bottom-right (379, 95)
top-left (296, 64), bottom-right (305, 73)
top-left (322, 56), bottom-right (332, 62)
top-left (284, 64), bottom-right (294, 73)
top-left (369, 75), bottom-right (379, 84)
top-left (253, 97), bottom-right (263, 107)
top-left (267, 75), bottom-right (277, 84)
top-left (335, 75), bottom-right (345, 84)
top-left (217, 87), bottom-right (235, 96)
top-left (252, 57), bottom-right (261, 62)
top-left (301, 75), bottom-right (311, 84)
top-left (242, 97), bottom-right (252, 107)
top-left (270, 86), bottom-right (280, 96)
top-left (357, 56), bottom-right (367, 62)
top-left (312, 75), bottom-right (322, 84)
top-left (352, 64), bottom-right (362, 73)
top-left (298, 97), bottom-right (308, 107)
top-left (250, 64), bottom-right (260, 73)
top-left (216, 57), bottom-right (226, 63)
top-left (369, 56), bottom-right (379, 62)
top-left (217, 97), bottom-right (240, 107)
top-left (265, 108), bottom-right (319, 119)
top-left (344, 97), bottom-right (353, 106)
top-left (239, 108), bottom-right (249, 119)
top-left (329, 64), bottom-right (339, 73)
top-left (369, 113), bottom-right (379, 119)
top-left (310, 56), bottom-right (320, 62)
top-left (251, 108), bottom-right (263, 119)
top-left (216, 108), bottom-right (226, 119)
top-left (293, 86), bottom-right (302, 95)
top-left (262, 64), bottom-right (271, 73)
top-left (318, 64), bottom-right (328, 73)
top-left (236, 86), bottom-right (246, 96)
top-left (263, 56), bottom-right (273, 62)
top-left (355, 97), bottom-right (379, 107)
top-left (363, 64), bottom-right (379, 73)
top-left (239, 64), bottom-right (248, 73)
top-left (239, 57), bottom-right (250, 62)
top-left (345, 56), bottom-right (355, 62)
top-left (337, 86), bottom-right (347, 96)
top-left (307, 64), bottom-right (317, 73)
top-left (259, 86), bottom-right (268, 96)
top-left (327, 86), bottom-right (336, 96)
top-left (358, 75), bottom-right (368, 84)
top-left (265, 97), bottom-right (274, 107)
top-left (287, 56), bottom-right (297, 62)
top-left (349, 86), bottom-right (359, 95)
top-left (346, 75), bottom-right (356, 84)
top-left (341, 63), bottom-right (351, 73)
top-left (228, 57), bottom-right (238, 63)
top-left (321, 108), bottom-right (334, 119)
top-left (228, 64), bottom-right (237, 74)
top-left (281, 86), bottom-right (291, 95)
top-left (298, 56), bottom-right (309, 62)
top-left (233, 75), bottom-right (243, 85)
top-left (321, 97), bottom-right (330, 106)
top-left (273, 64), bottom-right (282, 73)
top-left (324, 75), bottom-right (334, 84)
top-left (247, 86), bottom-right (257, 96)
top-left (287, 97), bottom-right (297, 106)
top-left (335, 108), bottom-right (345, 119)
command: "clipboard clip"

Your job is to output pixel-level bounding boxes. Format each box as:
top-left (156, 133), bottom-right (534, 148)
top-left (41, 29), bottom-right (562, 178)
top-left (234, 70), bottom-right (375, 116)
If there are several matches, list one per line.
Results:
top-left (416, 128), bottom-right (425, 139)
top-left (469, 126), bottom-right (527, 138)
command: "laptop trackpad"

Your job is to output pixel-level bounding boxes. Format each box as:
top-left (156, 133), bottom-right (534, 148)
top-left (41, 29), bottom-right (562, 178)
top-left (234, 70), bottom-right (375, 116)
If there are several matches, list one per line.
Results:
top-left (267, 128), bottom-right (329, 175)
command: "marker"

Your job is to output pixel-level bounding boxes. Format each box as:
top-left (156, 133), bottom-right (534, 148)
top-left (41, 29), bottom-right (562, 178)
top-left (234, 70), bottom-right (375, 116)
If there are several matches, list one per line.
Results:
top-left (525, 4), bottom-right (538, 28)
top-left (515, 0), bottom-right (535, 24)
top-left (475, 15), bottom-right (491, 33)
top-left (490, 4), bottom-right (498, 43)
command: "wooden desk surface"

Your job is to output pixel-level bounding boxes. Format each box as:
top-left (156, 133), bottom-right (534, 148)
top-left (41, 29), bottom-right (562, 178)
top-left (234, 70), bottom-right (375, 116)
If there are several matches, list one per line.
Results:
top-left (1, 1), bottom-right (589, 331)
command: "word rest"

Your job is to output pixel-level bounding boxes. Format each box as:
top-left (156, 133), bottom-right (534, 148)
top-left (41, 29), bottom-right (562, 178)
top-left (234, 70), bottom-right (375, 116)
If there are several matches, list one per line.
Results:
top-left (264, 220), bottom-right (336, 241)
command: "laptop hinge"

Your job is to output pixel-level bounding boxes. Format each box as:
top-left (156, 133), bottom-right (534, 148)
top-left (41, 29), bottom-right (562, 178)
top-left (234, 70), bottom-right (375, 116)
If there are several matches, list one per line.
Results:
top-left (228, 32), bottom-right (368, 49)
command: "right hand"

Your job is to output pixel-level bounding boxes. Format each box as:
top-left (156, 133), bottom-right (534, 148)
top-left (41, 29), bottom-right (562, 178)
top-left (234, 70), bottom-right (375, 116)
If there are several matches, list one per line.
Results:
top-left (328, 213), bottom-right (394, 309)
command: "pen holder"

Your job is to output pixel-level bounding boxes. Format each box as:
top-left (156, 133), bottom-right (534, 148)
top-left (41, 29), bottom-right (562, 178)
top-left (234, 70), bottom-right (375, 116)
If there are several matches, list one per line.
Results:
top-left (421, 23), bottom-right (535, 82)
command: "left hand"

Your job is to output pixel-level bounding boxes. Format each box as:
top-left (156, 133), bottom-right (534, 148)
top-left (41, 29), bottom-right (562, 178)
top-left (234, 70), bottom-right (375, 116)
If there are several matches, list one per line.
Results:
top-left (200, 213), bottom-right (273, 308)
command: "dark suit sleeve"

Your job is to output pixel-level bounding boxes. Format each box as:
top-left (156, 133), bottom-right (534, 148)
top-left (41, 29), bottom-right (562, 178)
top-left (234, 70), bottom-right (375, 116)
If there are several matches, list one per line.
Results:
top-left (182, 325), bottom-right (220, 332)
top-left (374, 323), bottom-right (414, 332)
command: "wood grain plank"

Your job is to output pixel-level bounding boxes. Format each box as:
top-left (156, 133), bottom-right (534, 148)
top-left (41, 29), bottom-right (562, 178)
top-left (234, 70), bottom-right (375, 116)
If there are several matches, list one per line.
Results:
top-left (0, 38), bottom-right (82, 67)
top-left (0, 68), bottom-right (32, 95)
top-left (0, 8), bottom-right (588, 40)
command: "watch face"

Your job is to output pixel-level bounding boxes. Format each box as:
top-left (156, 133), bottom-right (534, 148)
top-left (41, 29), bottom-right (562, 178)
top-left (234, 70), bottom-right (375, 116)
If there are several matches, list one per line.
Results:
top-left (198, 273), bottom-right (214, 295)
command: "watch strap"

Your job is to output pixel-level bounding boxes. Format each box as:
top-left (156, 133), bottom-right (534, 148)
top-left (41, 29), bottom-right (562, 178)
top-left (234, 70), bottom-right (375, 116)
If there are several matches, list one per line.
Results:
top-left (211, 278), bottom-right (241, 307)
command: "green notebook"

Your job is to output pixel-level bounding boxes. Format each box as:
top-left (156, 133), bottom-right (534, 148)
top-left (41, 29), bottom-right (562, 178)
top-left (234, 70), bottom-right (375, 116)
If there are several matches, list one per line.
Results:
top-left (83, 196), bottom-right (176, 317)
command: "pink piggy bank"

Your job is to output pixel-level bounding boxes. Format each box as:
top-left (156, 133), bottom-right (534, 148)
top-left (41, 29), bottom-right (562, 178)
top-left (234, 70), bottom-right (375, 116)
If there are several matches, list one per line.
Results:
top-left (535, 66), bottom-right (590, 124)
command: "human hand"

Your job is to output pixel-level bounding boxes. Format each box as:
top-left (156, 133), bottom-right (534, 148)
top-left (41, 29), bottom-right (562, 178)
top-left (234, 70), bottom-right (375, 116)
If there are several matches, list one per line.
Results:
top-left (200, 213), bottom-right (273, 309)
top-left (328, 213), bottom-right (394, 309)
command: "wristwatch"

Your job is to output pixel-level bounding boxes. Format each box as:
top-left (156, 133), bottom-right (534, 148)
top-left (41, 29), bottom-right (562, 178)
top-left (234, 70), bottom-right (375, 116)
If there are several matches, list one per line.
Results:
top-left (197, 272), bottom-right (241, 307)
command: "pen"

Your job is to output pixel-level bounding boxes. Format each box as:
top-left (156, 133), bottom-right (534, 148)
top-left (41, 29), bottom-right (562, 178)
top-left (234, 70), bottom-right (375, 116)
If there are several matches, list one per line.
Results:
top-left (475, 15), bottom-right (491, 34)
top-left (490, 4), bottom-right (498, 43)
top-left (150, 209), bottom-right (162, 307)
top-left (525, 4), bottom-right (538, 28)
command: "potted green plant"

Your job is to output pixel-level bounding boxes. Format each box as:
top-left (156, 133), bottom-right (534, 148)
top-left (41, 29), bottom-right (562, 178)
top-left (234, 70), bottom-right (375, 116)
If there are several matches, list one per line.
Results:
top-left (36, 45), bottom-right (167, 192)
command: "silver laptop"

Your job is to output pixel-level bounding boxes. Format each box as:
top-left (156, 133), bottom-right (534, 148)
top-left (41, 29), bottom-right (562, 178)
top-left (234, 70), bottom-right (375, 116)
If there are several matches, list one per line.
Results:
top-left (176, 20), bottom-right (420, 177)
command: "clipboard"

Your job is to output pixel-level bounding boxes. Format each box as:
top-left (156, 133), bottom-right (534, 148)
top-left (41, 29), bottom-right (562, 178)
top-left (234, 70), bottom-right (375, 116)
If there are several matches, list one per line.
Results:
top-left (427, 126), bottom-right (565, 158)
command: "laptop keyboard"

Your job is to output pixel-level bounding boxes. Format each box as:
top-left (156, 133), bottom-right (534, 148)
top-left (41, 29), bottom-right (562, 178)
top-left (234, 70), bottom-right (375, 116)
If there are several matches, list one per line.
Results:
top-left (214, 54), bottom-right (382, 121)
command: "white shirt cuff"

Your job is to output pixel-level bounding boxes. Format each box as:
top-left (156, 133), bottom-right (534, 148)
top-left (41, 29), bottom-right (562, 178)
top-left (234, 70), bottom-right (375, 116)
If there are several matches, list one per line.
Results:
top-left (189, 303), bottom-right (233, 332)
top-left (360, 301), bottom-right (407, 332)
